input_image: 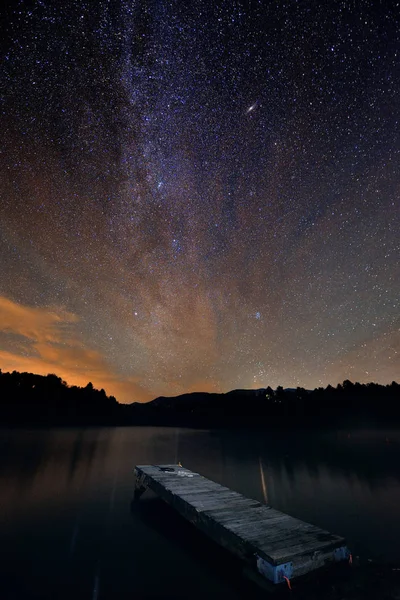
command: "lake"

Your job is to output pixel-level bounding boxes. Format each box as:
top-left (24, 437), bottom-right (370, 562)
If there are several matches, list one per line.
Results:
top-left (0, 426), bottom-right (399, 599)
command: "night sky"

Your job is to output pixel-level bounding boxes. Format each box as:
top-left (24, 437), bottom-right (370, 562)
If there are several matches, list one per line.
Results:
top-left (1, 0), bottom-right (399, 402)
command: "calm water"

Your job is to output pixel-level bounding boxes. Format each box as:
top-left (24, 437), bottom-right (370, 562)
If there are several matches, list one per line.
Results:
top-left (0, 426), bottom-right (399, 599)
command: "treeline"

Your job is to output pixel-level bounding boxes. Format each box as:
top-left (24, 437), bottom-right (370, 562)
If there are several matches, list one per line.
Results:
top-left (129, 381), bottom-right (400, 428)
top-left (0, 370), bottom-right (119, 425)
top-left (0, 369), bottom-right (399, 428)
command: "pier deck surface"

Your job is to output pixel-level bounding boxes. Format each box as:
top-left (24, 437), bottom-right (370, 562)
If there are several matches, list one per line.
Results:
top-left (134, 464), bottom-right (349, 585)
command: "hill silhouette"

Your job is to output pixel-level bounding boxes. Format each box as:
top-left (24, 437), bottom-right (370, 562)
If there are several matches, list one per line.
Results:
top-left (0, 368), bottom-right (399, 427)
top-left (127, 383), bottom-right (400, 427)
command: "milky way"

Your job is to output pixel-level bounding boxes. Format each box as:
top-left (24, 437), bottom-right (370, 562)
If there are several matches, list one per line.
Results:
top-left (0, 0), bottom-right (399, 402)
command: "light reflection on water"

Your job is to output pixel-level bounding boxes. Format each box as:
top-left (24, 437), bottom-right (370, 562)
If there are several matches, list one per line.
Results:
top-left (0, 427), bottom-right (399, 598)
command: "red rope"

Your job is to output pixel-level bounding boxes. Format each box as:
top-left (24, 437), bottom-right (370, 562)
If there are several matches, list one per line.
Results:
top-left (283, 576), bottom-right (292, 590)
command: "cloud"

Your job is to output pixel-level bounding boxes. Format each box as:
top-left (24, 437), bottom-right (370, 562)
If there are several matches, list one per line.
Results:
top-left (0, 296), bottom-right (78, 343)
top-left (0, 296), bottom-right (151, 402)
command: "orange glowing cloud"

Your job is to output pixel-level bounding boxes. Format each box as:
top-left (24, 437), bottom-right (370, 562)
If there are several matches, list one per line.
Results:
top-left (0, 296), bottom-right (152, 403)
top-left (0, 296), bottom-right (78, 343)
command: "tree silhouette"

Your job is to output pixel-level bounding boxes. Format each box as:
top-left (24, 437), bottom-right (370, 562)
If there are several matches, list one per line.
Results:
top-left (0, 370), bottom-right (399, 427)
top-left (0, 371), bottom-right (119, 426)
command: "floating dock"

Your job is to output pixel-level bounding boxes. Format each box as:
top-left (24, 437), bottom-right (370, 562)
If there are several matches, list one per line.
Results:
top-left (134, 464), bottom-right (349, 586)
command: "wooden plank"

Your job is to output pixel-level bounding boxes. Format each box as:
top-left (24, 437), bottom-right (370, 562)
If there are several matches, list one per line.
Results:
top-left (202, 501), bottom-right (263, 518)
top-left (240, 517), bottom-right (341, 540)
top-left (193, 500), bottom-right (262, 513)
top-left (211, 506), bottom-right (283, 524)
top-left (143, 479), bottom-right (225, 497)
top-left (226, 516), bottom-right (299, 537)
top-left (265, 537), bottom-right (344, 563)
top-left (178, 489), bottom-right (241, 500)
top-left (248, 528), bottom-right (340, 551)
top-left (182, 493), bottom-right (256, 505)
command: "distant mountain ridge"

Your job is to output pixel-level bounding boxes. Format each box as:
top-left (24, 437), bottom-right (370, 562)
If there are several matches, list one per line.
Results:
top-left (145, 387), bottom-right (304, 408)
top-left (126, 382), bottom-right (400, 428)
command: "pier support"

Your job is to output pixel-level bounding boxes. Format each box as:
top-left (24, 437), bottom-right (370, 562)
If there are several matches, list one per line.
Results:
top-left (133, 469), bottom-right (147, 501)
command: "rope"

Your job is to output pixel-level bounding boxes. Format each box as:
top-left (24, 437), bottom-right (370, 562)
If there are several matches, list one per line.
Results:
top-left (283, 576), bottom-right (292, 590)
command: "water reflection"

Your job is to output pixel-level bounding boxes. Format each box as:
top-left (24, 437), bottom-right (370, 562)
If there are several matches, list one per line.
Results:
top-left (0, 426), bottom-right (399, 598)
top-left (0, 429), bottom-right (112, 519)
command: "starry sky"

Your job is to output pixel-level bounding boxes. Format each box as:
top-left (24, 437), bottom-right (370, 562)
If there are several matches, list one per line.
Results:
top-left (0, 0), bottom-right (399, 403)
